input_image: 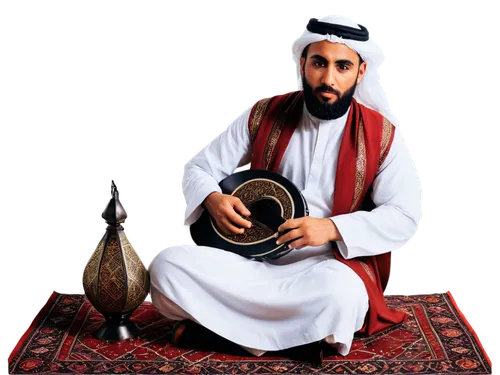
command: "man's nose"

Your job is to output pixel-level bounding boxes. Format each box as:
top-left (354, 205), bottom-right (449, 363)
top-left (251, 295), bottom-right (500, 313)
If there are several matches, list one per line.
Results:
top-left (321, 65), bottom-right (336, 87)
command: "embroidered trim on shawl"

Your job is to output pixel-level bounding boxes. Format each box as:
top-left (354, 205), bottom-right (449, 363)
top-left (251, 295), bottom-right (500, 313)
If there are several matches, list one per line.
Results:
top-left (250, 98), bottom-right (271, 144)
top-left (379, 117), bottom-right (393, 167)
top-left (262, 92), bottom-right (302, 170)
top-left (349, 117), bottom-right (366, 212)
top-left (358, 260), bottom-right (376, 283)
top-left (263, 114), bottom-right (286, 170)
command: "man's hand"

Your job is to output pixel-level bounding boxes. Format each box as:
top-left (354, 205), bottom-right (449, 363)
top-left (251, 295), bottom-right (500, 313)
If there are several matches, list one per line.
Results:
top-left (275, 217), bottom-right (342, 249)
top-left (203, 192), bottom-right (252, 235)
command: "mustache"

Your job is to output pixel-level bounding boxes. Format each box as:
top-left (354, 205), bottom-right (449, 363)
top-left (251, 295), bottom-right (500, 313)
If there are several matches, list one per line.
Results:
top-left (315, 84), bottom-right (341, 96)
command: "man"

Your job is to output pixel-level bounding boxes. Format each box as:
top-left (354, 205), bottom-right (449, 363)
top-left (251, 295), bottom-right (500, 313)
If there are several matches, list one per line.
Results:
top-left (148, 15), bottom-right (421, 360)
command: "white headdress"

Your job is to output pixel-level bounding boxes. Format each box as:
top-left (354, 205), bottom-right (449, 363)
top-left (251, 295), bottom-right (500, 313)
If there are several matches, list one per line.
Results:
top-left (292, 15), bottom-right (397, 125)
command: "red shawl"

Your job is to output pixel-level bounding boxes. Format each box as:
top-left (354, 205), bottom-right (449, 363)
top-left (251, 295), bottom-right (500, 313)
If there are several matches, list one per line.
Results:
top-left (248, 90), bottom-right (407, 335)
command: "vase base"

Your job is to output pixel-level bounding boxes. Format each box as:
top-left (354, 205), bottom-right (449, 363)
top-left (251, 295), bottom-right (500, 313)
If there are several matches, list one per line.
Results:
top-left (95, 311), bottom-right (140, 341)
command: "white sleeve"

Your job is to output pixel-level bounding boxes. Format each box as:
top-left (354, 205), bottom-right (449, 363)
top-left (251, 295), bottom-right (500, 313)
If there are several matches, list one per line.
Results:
top-left (330, 128), bottom-right (422, 259)
top-left (182, 107), bottom-right (253, 226)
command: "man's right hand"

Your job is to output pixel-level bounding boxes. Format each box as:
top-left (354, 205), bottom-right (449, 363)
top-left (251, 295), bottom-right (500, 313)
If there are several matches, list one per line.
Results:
top-left (202, 192), bottom-right (252, 235)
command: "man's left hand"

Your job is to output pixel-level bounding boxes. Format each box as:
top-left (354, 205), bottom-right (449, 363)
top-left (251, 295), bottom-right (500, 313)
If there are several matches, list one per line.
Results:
top-left (276, 217), bottom-right (342, 249)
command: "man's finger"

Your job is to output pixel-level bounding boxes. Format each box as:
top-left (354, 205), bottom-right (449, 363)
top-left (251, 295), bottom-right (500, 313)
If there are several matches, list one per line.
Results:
top-left (277, 218), bottom-right (300, 233)
top-left (220, 218), bottom-right (245, 235)
top-left (276, 229), bottom-right (302, 245)
top-left (233, 200), bottom-right (251, 217)
top-left (227, 209), bottom-right (252, 229)
top-left (288, 237), bottom-right (306, 249)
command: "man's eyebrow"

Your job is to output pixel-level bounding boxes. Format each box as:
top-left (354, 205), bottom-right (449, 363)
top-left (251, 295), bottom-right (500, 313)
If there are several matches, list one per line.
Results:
top-left (310, 54), bottom-right (328, 63)
top-left (335, 59), bottom-right (354, 66)
top-left (310, 55), bottom-right (355, 66)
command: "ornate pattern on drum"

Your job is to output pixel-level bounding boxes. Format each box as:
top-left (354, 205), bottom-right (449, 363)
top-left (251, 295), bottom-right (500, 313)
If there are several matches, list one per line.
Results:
top-left (214, 178), bottom-right (294, 244)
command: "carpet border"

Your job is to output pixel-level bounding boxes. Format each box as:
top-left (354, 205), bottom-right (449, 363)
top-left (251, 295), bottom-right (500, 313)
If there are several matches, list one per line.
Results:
top-left (446, 290), bottom-right (492, 367)
top-left (7, 291), bottom-right (493, 374)
top-left (8, 291), bottom-right (59, 363)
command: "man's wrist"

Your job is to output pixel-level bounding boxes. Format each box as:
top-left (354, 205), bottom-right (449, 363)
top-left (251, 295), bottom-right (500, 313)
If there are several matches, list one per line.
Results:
top-left (202, 191), bottom-right (220, 209)
top-left (325, 218), bottom-right (342, 242)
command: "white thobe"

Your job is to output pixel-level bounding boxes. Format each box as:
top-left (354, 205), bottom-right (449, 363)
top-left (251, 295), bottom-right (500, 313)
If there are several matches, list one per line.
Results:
top-left (148, 101), bottom-right (422, 356)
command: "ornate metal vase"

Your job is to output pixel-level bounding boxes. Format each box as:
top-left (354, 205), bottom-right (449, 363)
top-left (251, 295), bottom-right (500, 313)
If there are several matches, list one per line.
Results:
top-left (83, 181), bottom-right (150, 340)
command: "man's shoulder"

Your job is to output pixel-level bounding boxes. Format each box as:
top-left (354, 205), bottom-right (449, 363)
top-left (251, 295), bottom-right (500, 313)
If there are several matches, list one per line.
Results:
top-left (248, 91), bottom-right (303, 142)
top-left (250, 91), bottom-right (303, 121)
top-left (357, 100), bottom-right (393, 126)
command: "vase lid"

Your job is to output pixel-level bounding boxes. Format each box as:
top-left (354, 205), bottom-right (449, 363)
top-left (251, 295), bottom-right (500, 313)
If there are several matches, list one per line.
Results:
top-left (102, 180), bottom-right (128, 225)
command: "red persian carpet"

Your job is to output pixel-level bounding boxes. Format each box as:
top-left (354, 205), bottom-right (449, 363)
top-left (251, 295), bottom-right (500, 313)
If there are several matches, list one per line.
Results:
top-left (8, 292), bottom-right (491, 374)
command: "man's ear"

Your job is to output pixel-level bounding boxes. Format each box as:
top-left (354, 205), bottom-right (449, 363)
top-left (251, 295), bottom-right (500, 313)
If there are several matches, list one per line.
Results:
top-left (357, 61), bottom-right (367, 84)
top-left (300, 57), bottom-right (305, 77)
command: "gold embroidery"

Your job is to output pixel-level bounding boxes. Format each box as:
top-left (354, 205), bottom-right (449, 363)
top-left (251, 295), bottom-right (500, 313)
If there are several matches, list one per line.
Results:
top-left (263, 111), bottom-right (287, 170)
top-left (379, 117), bottom-right (393, 167)
top-left (250, 98), bottom-right (271, 144)
top-left (358, 260), bottom-right (376, 283)
top-left (263, 93), bottom-right (301, 169)
top-left (349, 117), bottom-right (366, 212)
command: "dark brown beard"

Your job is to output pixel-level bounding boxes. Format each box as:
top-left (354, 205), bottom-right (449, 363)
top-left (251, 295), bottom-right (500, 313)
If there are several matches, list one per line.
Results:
top-left (302, 73), bottom-right (358, 120)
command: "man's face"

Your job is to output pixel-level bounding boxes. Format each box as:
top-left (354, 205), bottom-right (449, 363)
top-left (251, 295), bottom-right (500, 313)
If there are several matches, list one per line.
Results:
top-left (300, 40), bottom-right (367, 119)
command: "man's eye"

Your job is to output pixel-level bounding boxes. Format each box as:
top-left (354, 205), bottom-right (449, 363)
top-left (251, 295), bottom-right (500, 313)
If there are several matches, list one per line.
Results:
top-left (338, 64), bottom-right (349, 71)
top-left (313, 61), bottom-right (326, 67)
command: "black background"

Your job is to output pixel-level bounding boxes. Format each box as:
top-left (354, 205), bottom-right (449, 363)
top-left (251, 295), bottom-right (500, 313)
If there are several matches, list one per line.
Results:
top-left (0, 2), bottom-right (492, 368)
